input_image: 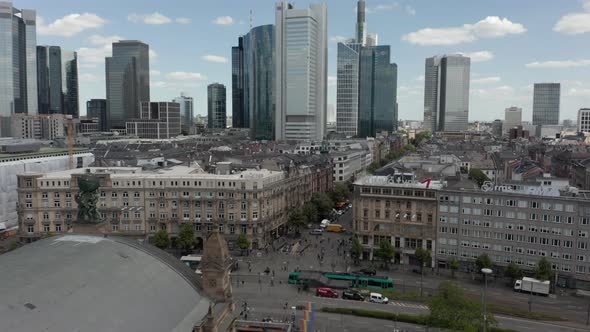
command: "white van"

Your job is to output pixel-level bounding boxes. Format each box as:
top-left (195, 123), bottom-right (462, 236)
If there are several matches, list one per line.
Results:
top-left (320, 219), bottom-right (330, 228)
top-left (369, 292), bottom-right (389, 304)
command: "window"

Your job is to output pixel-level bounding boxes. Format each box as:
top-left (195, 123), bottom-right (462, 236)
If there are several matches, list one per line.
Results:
top-left (55, 224), bottom-right (62, 232)
top-left (27, 225), bottom-right (34, 233)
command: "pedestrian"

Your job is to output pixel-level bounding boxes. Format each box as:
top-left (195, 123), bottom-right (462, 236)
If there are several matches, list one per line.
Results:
top-left (242, 280), bottom-right (245, 286)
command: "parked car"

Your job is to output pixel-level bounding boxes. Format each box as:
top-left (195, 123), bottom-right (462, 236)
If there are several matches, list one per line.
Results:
top-left (342, 289), bottom-right (364, 301)
top-left (358, 267), bottom-right (377, 276)
top-left (316, 287), bottom-right (338, 298)
top-left (369, 292), bottom-right (389, 304)
top-left (309, 228), bottom-right (324, 235)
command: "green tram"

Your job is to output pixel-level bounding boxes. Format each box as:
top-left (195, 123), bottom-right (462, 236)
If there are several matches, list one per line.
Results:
top-left (288, 271), bottom-right (394, 290)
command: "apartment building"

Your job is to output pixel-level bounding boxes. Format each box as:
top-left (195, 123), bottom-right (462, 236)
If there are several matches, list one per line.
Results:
top-left (352, 174), bottom-right (445, 266)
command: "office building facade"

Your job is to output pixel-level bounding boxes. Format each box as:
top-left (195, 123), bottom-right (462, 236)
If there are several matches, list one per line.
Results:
top-left (532, 83), bottom-right (560, 126)
top-left (336, 42), bottom-right (361, 137)
top-left (0, 2), bottom-right (37, 118)
top-left (275, 2), bottom-right (327, 141)
top-left (37, 46), bottom-right (79, 117)
top-left (126, 101), bottom-right (180, 139)
top-left (578, 108), bottom-right (590, 134)
top-left (105, 40), bottom-right (150, 129)
top-left (231, 37), bottom-right (246, 128)
top-left (86, 99), bottom-right (107, 132)
top-left (173, 93), bottom-right (194, 134)
top-left (355, 0), bottom-right (366, 45)
top-left (423, 55), bottom-right (470, 132)
top-left (207, 83), bottom-right (226, 129)
top-left (504, 106), bottom-right (522, 134)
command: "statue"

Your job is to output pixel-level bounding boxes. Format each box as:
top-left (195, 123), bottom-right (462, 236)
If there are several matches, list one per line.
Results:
top-left (75, 175), bottom-right (102, 223)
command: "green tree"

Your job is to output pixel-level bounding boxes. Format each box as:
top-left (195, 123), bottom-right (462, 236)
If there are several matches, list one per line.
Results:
top-left (288, 208), bottom-right (308, 233)
top-left (374, 239), bottom-right (394, 269)
top-left (403, 144), bottom-right (416, 152)
top-left (505, 262), bottom-right (523, 283)
top-left (331, 183), bottom-right (350, 203)
top-left (236, 233), bottom-right (251, 252)
top-left (475, 253), bottom-right (493, 272)
top-left (176, 223), bottom-right (195, 253)
top-left (153, 229), bottom-right (170, 249)
top-left (450, 257), bottom-right (459, 279)
top-left (302, 201), bottom-right (319, 224)
top-left (535, 257), bottom-right (552, 281)
top-left (350, 237), bottom-right (363, 266)
top-left (469, 168), bottom-right (491, 187)
top-left (429, 281), bottom-right (496, 332)
top-left (311, 192), bottom-right (333, 218)
top-left (367, 161), bottom-right (380, 174)
top-left (8, 240), bottom-right (18, 251)
top-left (415, 247), bottom-right (432, 273)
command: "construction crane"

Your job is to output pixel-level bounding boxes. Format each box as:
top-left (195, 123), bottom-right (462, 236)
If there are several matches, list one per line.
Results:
top-left (66, 115), bottom-right (74, 169)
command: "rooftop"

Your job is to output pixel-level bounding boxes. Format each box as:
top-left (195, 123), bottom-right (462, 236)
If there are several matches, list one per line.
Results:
top-left (355, 175), bottom-right (446, 190)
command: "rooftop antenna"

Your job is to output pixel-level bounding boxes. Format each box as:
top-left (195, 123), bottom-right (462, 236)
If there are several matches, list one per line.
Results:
top-left (249, 9), bottom-right (252, 30)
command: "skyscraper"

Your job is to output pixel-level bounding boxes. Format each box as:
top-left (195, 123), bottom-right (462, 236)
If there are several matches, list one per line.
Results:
top-left (0, 2), bottom-right (37, 117)
top-left (423, 55), bottom-right (470, 132)
top-left (105, 40), bottom-right (150, 129)
top-left (173, 93), bottom-right (194, 134)
top-left (578, 108), bottom-right (590, 134)
top-left (356, 0), bottom-right (366, 45)
top-left (86, 99), bottom-right (107, 132)
top-left (208, 83), bottom-right (226, 129)
top-left (504, 106), bottom-right (522, 134)
top-left (358, 46), bottom-right (398, 137)
top-left (336, 42), bottom-right (361, 137)
top-left (36, 46), bottom-right (79, 117)
top-left (275, 2), bottom-right (327, 141)
top-left (231, 37), bottom-right (246, 128)
top-left (532, 83), bottom-right (560, 126)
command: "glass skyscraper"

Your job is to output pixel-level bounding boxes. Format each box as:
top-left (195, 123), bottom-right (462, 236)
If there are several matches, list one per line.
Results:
top-left (0, 2), bottom-right (37, 118)
top-left (231, 37), bottom-right (246, 128)
top-left (358, 45), bottom-right (398, 137)
top-left (532, 83), bottom-right (560, 126)
top-left (207, 83), bottom-right (226, 129)
top-left (336, 42), bottom-right (361, 137)
top-left (86, 99), bottom-right (107, 132)
top-left (105, 40), bottom-right (150, 129)
top-left (37, 46), bottom-right (79, 117)
top-left (173, 93), bottom-right (194, 134)
top-left (423, 55), bottom-right (470, 132)
top-left (275, 2), bottom-right (327, 141)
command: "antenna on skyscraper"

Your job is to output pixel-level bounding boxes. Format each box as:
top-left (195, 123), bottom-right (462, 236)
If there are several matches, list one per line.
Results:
top-left (249, 9), bottom-right (252, 30)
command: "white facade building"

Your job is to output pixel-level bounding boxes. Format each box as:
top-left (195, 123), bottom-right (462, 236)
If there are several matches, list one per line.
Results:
top-left (578, 108), bottom-right (590, 134)
top-left (504, 106), bottom-right (522, 134)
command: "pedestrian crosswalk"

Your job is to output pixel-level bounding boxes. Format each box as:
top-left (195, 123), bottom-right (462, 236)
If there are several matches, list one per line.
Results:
top-left (389, 301), bottom-right (428, 310)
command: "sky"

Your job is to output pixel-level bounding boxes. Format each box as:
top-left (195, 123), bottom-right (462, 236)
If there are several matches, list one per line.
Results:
top-left (19, 0), bottom-right (590, 123)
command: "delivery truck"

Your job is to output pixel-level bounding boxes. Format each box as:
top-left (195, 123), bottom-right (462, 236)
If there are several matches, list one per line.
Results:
top-left (514, 277), bottom-right (550, 296)
top-left (325, 224), bottom-right (344, 233)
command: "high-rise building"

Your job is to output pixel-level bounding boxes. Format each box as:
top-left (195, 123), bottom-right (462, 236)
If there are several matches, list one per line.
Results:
top-left (231, 37), bottom-right (246, 128)
top-left (173, 93), bottom-right (194, 134)
top-left (0, 2), bottom-right (37, 118)
top-left (244, 25), bottom-right (275, 140)
top-left (86, 99), bottom-right (107, 131)
top-left (366, 32), bottom-right (378, 46)
top-left (504, 106), bottom-right (522, 134)
top-left (36, 46), bottom-right (79, 117)
top-left (358, 46), bottom-right (398, 137)
top-left (578, 108), bottom-right (590, 134)
top-left (275, 2), bottom-right (327, 141)
top-left (126, 102), bottom-right (181, 139)
top-left (356, 0), bottom-right (366, 45)
top-left (105, 40), bottom-right (150, 130)
top-left (336, 42), bottom-right (361, 137)
top-left (491, 119), bottom-right (503, 137)
top-left (532, 83), bottom-right (560, 126)
top-left (207, 83), bottom-right (226, 129)
top-left (423, 55), bottom-right (470, 132)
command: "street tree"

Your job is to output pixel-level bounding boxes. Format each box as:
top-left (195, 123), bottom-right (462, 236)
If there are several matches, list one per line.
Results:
top-left (367, 161), bottom-right (380, 174)
top-left (331, 183), bottom-right (350, 203)
top-left (374, 239), bottom-right (394, 269)
top-left (469, 169), bottom-right (490, 187)
top-left (414, 247), bottom-right (432, 274)
top-left (535, 257), bottom-right (552, 281)
top-left (450, 257), bottom-right (459, 278)
top-left (237, 233), bottom-right (251, 253)
top-left (176, 223), bottom-right (195, 254)
top-left (153, 229), bottom-right (170, 249)
top-left (505, 262), bottom-right (523, 283)
top-left (311, 192), bottom-right (333, 218)
top-left (302, 201), bottom-right (318, 224)
top-left (429, 281), bottom-right (496, 332)
top-left (288, 208), bottom-right (308, 233)
top-left (350, 237), bottom-right (363, 266)
top-left (475, 253), bottom-right (493, 272)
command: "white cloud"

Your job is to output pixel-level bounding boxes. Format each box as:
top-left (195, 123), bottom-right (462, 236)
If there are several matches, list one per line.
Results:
top-left (37, 13), bottom-right (106, 37)
top-left (554, 1), bottom-right (590, 34)
top-left (79, 73), bottom-right (98, 82)
top-left (151, 81), bottom-right (168, 88)
top-left (166, 71), bottom-right (207, 81)
top-left (175, 17), bottom-right (191, 24)
top-left (150, 70), bottom-right (161, 76)
top-left (416, 75), bottom-right (425, 82)
top-left (77, 45), bottom-right (112, 64)
top-left (525, 59), bottom-right (590, 68)
top-left (402, 16), bottom-right (526, 46)
top-left (127, 12), bottom-right (171, 25)
top-left (405, 5), bottom-right (416, 16)
top-left (458, 51), bottom-right (494, 62)
top-left (330, 35), bottom-right (348, 43)
top-left (79, 63), bottom-right (98, 68)
top-left (201, 55), bottom-right (228, 63)
top-left (328, 76), bottom-right (336, 86)
top-left (87, 34), bottom-right (123, 45)
top-left (149, 49), bottom-right (158, 60)
top-left (212, 16), bottom-right (234, 25)
top-left (472, 76), bottom-right (501, 84)
top-left (566, 88), bottom-right (590, 97)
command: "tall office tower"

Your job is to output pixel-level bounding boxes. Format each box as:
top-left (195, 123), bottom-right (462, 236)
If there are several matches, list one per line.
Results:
top-left (37, 46), bottom-right (79, 117)
top-left (105, 40), bottom-right (150, 129)
top-left (275, 2), bottom-right (327, 141)
top-left (356, 0), bottom-right (366, 45)
top-left (244, 24), bottom-right (275, 140)
top-left (86, 99), bottom-right (107, 131)
top-left (532, 83), bottom-right (560, 126)
top-left (207, 83), bottom-right (227, 129)
top-left (0, 2), bottom-right (37, 118)
top-left (173, 93), bottom-right (194, 134)
top-left (578, 108), bottom-right (590, 134)
top-left (423, 54), bottom-right (470, 132)
top-left (231, 37), bottom-right (246, 128)
top-left (366, 33), bottom-right (378, 46)
top-left (358, 46), bottom-right (398, 137)
top-left (504, 106), bottom-right (522, 134)
top-left (336, 42), bottom-right (361, 137)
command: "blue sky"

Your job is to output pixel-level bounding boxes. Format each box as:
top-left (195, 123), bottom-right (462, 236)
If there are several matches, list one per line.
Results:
top-left (20, 0), bottom-right (590, 122)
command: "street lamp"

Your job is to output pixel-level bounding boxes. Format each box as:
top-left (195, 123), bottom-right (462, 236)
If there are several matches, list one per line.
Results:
top-left (481, 268), bottom-right (493, 332)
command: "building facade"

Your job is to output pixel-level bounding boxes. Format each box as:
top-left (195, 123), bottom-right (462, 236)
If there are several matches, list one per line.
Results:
top-left (577, 108), bottom-right (590, 134)
top-left (207, 83), bottom-right (226, 129)
top-left (423, 55), bottom-right (470, 133)
top-left (173, 93), bottom-right (194, 134)
top-left (126, 102), bottom-right (181, 139)
top-left (532, 83), bottom-right (560, 126)
top-left (491, 119), bottom-right (503, 137)
top-left (336, 42), bottom-right (361, 137)
top-left (36, 46), bottom-right (79, 117)
top-left (231, 37), bottom-right (246, 129)
top-left (0, 2), bottom-right (37, 118)
top-left (504, 106), bottom-right (522, 134)
top-left (353, 175), bottom-right (443, 266)
top-left (105, 40), bottom-right (150, 129)
top-left (87, 99), bottom-right (107, 132)
top-left (275, 2), bottom-right (327, 141)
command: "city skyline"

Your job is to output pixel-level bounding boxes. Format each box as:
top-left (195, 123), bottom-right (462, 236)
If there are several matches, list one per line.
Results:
top-left (14, 0), bottom-right (590, 123)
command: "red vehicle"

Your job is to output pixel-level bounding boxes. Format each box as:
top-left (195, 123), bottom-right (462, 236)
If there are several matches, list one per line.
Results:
top-left (316, 287), bottom-right (338, 298)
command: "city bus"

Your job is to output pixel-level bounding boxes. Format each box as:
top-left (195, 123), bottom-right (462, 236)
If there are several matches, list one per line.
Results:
top-left (288, 271), bottom-right (394, 290)
top-left (181, 255), bottom-right (202, 274)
